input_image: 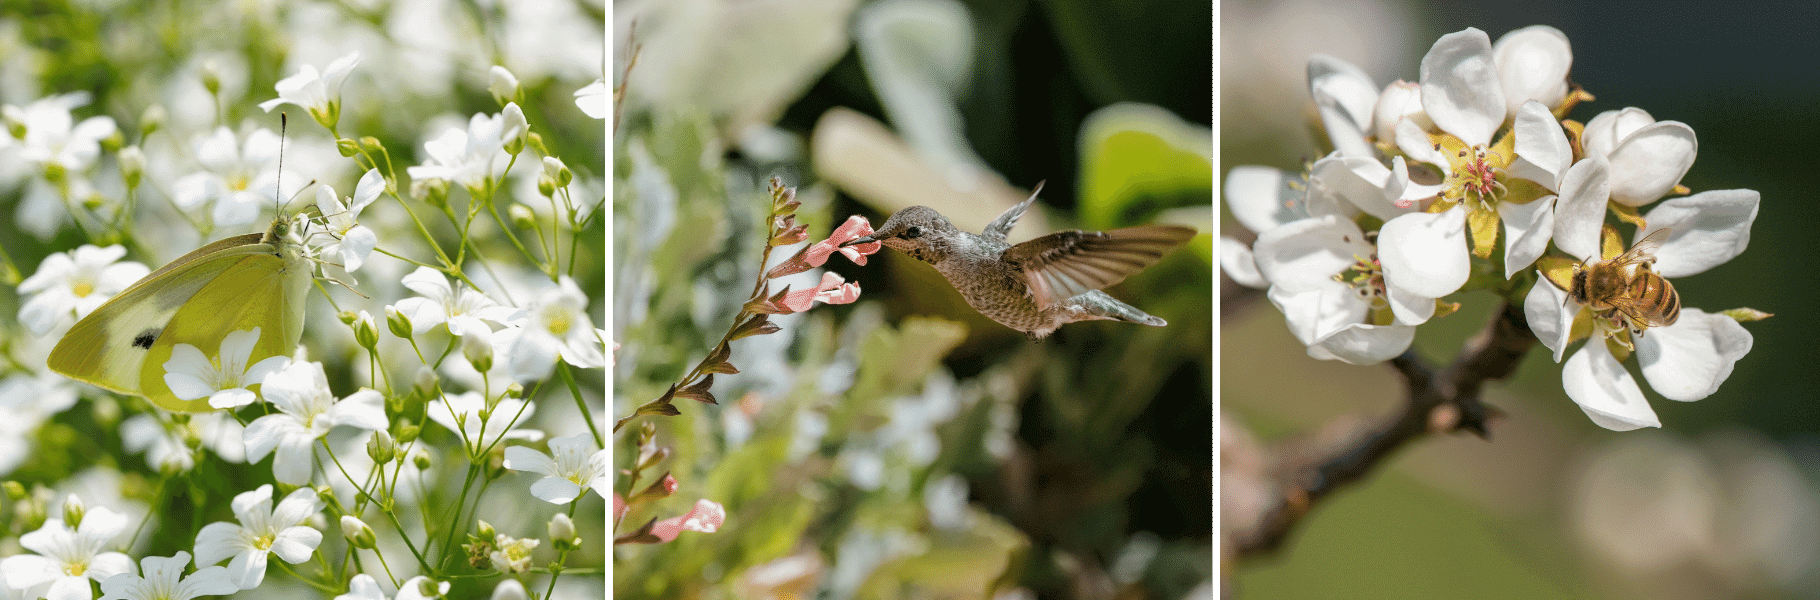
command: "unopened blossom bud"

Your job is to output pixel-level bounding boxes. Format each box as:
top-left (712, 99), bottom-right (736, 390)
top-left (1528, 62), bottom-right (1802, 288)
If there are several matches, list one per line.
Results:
top-left (537, 174), bottom-right (556, 198)
top-left (501, 103), bottom-right (527, 156)
top-left (397, 424), bottom-right (421, 446)
top-left (386, 306), bottom-right (413, 340)
top-left (489, 65), bottom-right (521, 107)
top-left (476, 520), bottom-right (497, 540)
top-left (367, 429), bottom-right (395, 465)
top-left (139, 104), bottom-right (166, 138)
top-left (510, 203), bottom-right (536, 229)
top-left (414, 178), bottom-right (449, 208)
top-left (337, 137), bottom-right (360, 157)
top-left (118, 146), bottom-right (144, 188)
top-left (548, 513), bottom-right (578, 552)
top-left (491, 579), bottom-right (529, 600)
top-left (2, 481), bottom-right (24, 501)
top-left (102, 130), bottom-right (123, 152)
top-left (353, 310), bottom-right (379, 350)
top-left (527, 132), bottom-right (548, 156)
top-left (62, 495), bottom-right (84, 528)
top-left (413, 450), bottom-right (431, 470)
top-left (504, 383), bottom-right (523, 399)
top-left (462, 330), bottom-right (494, 373)
top-left (412, 366), bottom-right (438, 399)
top-left (1, 105), bottom-right (24, 139)
top-left (341, 515), bottom-right (377, 549)
top-left (541, 156), bottom-right (572, 187)
top-left (200, 61), bottom-right (222, 96)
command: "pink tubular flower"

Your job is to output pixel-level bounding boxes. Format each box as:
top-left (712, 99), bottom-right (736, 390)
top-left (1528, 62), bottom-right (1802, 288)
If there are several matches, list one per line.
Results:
top-left (650, 499), bottom-right (726, 542)
top-left (769, 216), bottom-right (883, 278)
top-left (778, 272), bottom-right (861, 313)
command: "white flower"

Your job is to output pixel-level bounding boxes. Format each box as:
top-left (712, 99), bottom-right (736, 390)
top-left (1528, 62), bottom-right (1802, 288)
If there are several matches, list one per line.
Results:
top-left (333, 574), bottom-right (387, 600)
top-left (121, 415), bottom-right (197, 473)
top-left (426, 392), bottom-right (542, 453)
top-left (395, 577), bottom-right (448, 600)
top-left (0, 504), bottom-right (134, 600)
top-left (391, 266), bottom-right (523, 337)
top-left (488, 535), bottom-right (538, 574)
top-left (503, 433), bottom-right (606, 504)
top-left (1524, 190), bottom-right (1758, 430)
top-left (1383, 27), bottom-right (1578, 281)
top-left (98, 552), bottom-right (236, 600)
top-left (243, 360), bottom-right (387, 486)
top-left (490, 579), bottom-right (528, 600)
top-left (17, 245), bottom-right (149, 335)
top-left (1252, 215), bottom-right (1417, 365)
top-left (0, 373), bottom-right (79, 475)
top-left (192, 485), bottom-right (325, 590)
top-left (573, 79), bottom-right (607, 119)
top-left (405, 105), bottom-right (527, 194)
top-left (504, 276), bottom-right (603, 382)
top-left (1580, 106), bottom-right (1698, 207)
top-left (161, 328), bottom-right (290, 409)
top-left (649, 499), bottom-right (727, 542)
top-left (8, 92), bottom-right (117, 174)
top-left (316, 168), bottom-right (385, 276)
top-left (258, 52), bottom-right (360, 130)
top-left (171, 127), bottom-right (290, 227)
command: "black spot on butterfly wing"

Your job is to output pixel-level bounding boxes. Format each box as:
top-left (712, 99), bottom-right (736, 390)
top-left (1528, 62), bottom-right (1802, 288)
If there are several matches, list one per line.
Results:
top-left (132, 328), bottom-right (162, 349)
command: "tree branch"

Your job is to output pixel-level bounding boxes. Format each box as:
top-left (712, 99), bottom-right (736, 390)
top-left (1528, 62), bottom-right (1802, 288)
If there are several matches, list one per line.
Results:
top-left (1226, 300), bottom-right (1537, 559)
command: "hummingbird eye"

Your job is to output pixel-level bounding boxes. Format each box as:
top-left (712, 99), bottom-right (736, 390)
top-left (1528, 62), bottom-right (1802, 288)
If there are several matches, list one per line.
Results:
top-left (903, 226), bottom-right (922, 239)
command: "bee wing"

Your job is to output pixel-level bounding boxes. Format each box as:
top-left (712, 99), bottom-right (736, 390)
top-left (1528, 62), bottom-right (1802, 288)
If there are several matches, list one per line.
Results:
top-left (1614, 228), bottom-right (1672, 266)
top-left (1606, 285), bottom-right (1680, 329)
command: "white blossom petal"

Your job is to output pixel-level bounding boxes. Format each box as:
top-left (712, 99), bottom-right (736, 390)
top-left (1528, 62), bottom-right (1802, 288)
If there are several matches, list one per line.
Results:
top-left (1266, 283), bottom-right (1366, 348)
top-left (1508, 101), bottom-right (1571, 190)
top-left (1420, 28), bottom-right (1505, 147)
top-left (1378, 205), bottom-right (1469, 298)
top-left (1637, 309), bottom-right (1752, 402)
top-left (1219, 237), bottom-right (1267, 289)
top-left (1493, 25), bottom-right (1572, 115)
top-left (1500, 195), bottom-right (1555, 278)
top-left (1551, 156), bottom-right (1611, 262)
top-left (1224, 165), bottom-right (1308, 234)
top-left (1395, 118), bottom-right (1446, 167)
top-left (1309, 323), bottom-right (1415, 365)
top-left (1582, 107), bottom-right (1658, 160)
top-left (1372, 80), bottom-right (1431, 143)
top-left (1385, 283), bottom-right (1435, 326)
top-left (1639, 189), bottom-right (1758, 278)
top-left (1309, 154), bottom-right (1404, 220)
top-left (1523, 271), bottom-right (1575, 362)
top-left (1252, 216), bottom-right (1370, 290)
top-left (1563, 339), bottom-right (1660, 431)
top-left (1607, 120), bottom-right (1697, 206)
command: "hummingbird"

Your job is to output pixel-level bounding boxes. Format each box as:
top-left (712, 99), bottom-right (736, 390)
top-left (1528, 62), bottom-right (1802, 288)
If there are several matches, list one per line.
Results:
top-left (842, 183), bottom-right (1196, 339)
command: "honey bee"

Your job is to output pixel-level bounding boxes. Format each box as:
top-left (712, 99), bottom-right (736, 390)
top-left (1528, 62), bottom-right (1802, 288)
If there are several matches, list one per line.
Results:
top-left (1567, 228), bottom-right (1680, 333)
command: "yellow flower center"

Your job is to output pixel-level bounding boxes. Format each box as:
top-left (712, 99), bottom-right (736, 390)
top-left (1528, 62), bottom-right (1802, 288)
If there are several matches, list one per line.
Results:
top-left (71, 281), bottom-right (95, 298)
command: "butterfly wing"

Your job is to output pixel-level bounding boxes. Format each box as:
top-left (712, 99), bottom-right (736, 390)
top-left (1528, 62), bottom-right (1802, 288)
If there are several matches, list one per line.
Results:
top-left (135, 248), bottom-right (311, 411)
top-left (1003, 224), bottom-right (1196, 309)
top-left (48, 233), bottom-right (268, 397)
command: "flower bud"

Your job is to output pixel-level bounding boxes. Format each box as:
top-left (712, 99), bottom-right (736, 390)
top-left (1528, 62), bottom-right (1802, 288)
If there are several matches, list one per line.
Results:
top-left (488, 65), bottom-right (520, 107)
top-left (476, 520), bottom-right (497, 540)
top-left (62, 494), bottom-right (84, 528)
top-left (2, 481), bottom-right (24, 501)
top-left (1, 105), bottom-right (24, 139)
top-left (414, 178), bottom-right (449, 208)
top-left (386, 306), bottom-right (414, 340)
top-left (491, 579), bottom-right (529, 600)
top-left (412, 366), bottom-right (438, 399)
top-left (510, 203), bottom-right (536, 229)
top-left (541, 156), bottom-right (572, 187)
top-left (118, 146), bottom-right (145, 189)
top-left (341, 515), bottom-right (377, 549)
top-left (413, 450), bottom-right (431, 470)
top-left (527, 132), bottom-right (548, 156)
top-left (367, 429), bottom-right (395, 465)
top-left (397, 424), bottom-right (421, 446)
top-left (501, 103), bottom-right (527, 156)
top-left (548, 513), bottom-right (578, 552)
top-left (336, 137), bottom-right (360, 157)
top-left (353, 310), bottom-right (379, 350)
top-left (139, 104), bottom-right (166, 138)
top-left (462, 329), bottom-right (494, 373)
top-left (200, 60), bottom-right (222, 96)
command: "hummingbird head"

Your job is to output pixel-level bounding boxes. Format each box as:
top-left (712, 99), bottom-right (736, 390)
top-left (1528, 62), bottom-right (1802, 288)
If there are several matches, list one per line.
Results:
top-left (840, 206), bottom-right (956, 263)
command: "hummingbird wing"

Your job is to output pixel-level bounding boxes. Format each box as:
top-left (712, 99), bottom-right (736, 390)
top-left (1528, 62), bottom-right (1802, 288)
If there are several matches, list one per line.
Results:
top-left (1003, 224), bottom-right (1196, 309)
top-left (982, 181), bottom-right (1045, 242)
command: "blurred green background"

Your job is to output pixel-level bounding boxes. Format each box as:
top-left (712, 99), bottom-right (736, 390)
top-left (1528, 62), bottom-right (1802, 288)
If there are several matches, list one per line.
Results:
top-left (1223, 1), bottom-right (1820, 598)
top-left (613, 0), bottom-right (1211, 597)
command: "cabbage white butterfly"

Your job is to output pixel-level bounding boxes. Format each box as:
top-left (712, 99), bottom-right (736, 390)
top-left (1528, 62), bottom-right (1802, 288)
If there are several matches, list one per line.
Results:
top-left (47, 214), bottom-right (313, 411)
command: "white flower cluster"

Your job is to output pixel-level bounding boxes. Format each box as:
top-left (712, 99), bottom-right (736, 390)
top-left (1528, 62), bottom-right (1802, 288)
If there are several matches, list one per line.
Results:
top-left (1223, 26), bottom-right (1759, 430)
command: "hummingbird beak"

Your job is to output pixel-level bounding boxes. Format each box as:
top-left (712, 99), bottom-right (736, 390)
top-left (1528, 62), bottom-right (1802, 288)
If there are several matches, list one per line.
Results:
top-left (840, 235), bottom-right (879, 248)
